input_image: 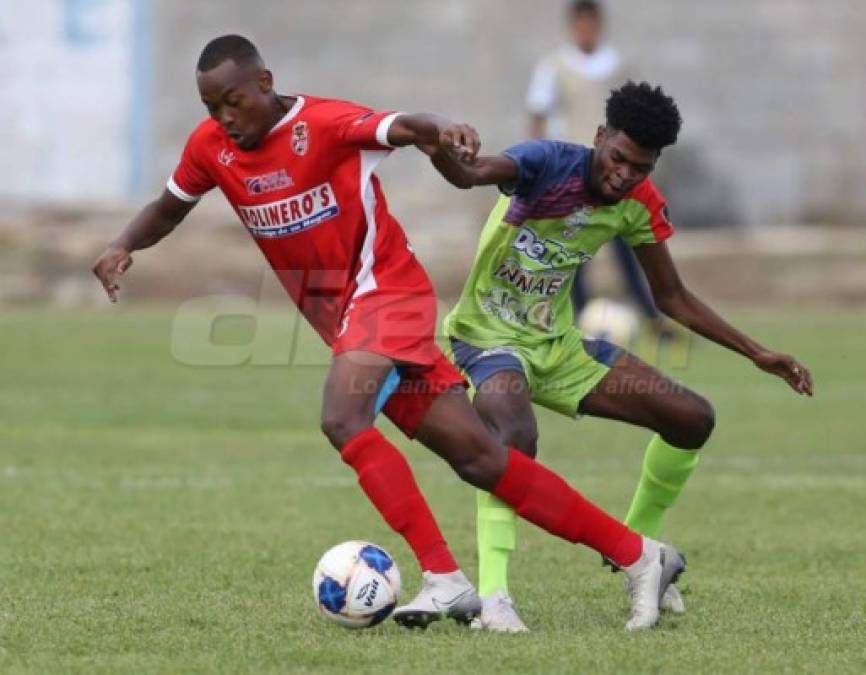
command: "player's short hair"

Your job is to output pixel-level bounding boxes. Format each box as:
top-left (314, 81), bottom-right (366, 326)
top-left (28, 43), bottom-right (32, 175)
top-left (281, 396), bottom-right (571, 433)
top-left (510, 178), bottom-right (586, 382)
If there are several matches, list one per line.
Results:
top-left (569, 0), bottom-right (602, 16)
top-left (197, 35), bottom-right (263, 72)
top-left (605, 81), bottom-right (682, 151)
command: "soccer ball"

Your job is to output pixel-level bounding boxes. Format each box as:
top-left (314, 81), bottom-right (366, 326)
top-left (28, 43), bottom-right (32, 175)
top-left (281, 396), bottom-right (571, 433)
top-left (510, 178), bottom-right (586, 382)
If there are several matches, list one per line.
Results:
top-left (578, 298), bottom-right (640, 348)
top-left (312, 541), bottom-right (402, 628)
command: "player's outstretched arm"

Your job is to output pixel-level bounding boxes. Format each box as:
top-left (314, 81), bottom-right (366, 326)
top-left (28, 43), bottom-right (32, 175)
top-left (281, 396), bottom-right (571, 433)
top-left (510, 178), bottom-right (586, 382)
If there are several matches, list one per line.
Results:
top-left (92, 190), bottom-right (195, 303)
top-left (428, 151), bottom-right (519, 190)
top-left (386, 113), bottom-right (479, 159)
top-left (385, 113), bottom-right (517, 189)
top-left (635, 241), bottom-right (814, 396)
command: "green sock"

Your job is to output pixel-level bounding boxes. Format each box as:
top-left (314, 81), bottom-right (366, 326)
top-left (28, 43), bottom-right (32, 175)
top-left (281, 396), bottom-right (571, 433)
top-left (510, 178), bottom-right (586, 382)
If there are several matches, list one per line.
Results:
top-left (476, 490), bottom-right (517, 597)
top-left (624, 434), bottom-right (700, 538)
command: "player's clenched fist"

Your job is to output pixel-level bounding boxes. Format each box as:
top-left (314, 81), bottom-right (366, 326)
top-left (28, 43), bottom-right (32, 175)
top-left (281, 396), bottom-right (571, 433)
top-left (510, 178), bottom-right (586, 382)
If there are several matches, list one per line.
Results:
top-left (92, 245), bottom-right (133, 303)
top-left (440, 123), bottom-right (480, 163)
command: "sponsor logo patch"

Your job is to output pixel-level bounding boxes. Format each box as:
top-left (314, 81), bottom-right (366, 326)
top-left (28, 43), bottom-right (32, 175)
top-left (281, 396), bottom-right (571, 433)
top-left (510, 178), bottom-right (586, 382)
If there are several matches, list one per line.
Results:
top-left (512, 226), bottom-right (591, 269)
top-left (355, 579), bottom-right (380, 607)
top-left (480, 288), bottom-right (556, 332)
top-left (494, 257), bottom-right (568, 296)
top-left (237, 182), bottom-right (339, 238)
top-left (244, 169), bottom-right (293, 195)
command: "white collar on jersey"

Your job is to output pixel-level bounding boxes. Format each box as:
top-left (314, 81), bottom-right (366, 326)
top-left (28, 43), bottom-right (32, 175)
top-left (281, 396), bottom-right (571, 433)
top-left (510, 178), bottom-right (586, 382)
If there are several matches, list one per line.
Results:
top-left (268, 95), bottom-right (306, 136)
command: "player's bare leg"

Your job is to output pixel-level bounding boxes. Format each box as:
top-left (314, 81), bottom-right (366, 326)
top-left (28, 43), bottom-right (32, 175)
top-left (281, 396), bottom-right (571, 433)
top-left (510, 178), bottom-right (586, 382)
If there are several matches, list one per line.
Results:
top-left (473, 370), bottom-right (539, 458)
top-left (578, 351), bottom-right (714, 450)
top-left (320, 350), bottom-right (395, 449)
top-left (322, 351), bottom-right (481, 629)
top-left (414, 387), bottom-right (685, 631)
top-left (579, 350), bottom-right (713, 613)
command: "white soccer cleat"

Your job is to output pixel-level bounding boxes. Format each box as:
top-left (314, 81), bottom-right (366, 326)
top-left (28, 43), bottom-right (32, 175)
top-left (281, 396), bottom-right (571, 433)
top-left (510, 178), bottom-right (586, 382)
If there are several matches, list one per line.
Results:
top-left (469, 590), bottom-right (529, 633)
top-left (622, 537), bottom-right (686, 631)
top-left (625, 579), bottom-right (686, 615)
top-left (392, 569), bottom-right (481, 629)
top-left (661, 583), bottom-right (686, 614)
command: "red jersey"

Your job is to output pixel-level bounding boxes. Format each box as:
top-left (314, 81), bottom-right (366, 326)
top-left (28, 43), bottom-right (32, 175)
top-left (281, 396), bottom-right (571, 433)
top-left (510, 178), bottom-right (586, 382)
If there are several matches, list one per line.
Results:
top-left (168, 95), bottom-right (437, 363)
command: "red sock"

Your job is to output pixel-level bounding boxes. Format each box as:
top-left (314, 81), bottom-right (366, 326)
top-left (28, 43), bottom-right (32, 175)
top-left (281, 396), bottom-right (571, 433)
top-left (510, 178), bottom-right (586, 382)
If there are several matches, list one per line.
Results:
top-left (341, 428), bottom-right (458, 573)
top-left (492, 449), bottom-right (642, 567)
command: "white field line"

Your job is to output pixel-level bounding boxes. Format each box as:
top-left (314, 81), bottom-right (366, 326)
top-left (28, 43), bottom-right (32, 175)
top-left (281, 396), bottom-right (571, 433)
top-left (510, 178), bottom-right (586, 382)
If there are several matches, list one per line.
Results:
top-left (119, 475), bottom-right (233, 491)
top-left (704, 473), bottom-right (866, 491)
top-left (6, 465), bottom-right (864, 492)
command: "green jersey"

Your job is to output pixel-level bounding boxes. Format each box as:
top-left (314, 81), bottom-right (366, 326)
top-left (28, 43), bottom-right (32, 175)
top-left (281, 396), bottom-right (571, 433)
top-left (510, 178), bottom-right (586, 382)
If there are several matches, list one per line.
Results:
top-left (444, 141), bottom-right (673, 348)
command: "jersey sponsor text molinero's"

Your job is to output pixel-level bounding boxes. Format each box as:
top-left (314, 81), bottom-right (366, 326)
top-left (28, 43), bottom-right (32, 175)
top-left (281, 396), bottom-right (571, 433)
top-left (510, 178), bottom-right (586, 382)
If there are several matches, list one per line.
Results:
top-left (168, 95), bottom-right (438, 366)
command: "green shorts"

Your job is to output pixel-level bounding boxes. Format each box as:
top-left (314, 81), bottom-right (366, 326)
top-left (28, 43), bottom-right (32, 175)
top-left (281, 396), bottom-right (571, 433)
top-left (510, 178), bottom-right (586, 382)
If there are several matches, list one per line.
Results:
top-left (448, 329), bottom-right (622, 417)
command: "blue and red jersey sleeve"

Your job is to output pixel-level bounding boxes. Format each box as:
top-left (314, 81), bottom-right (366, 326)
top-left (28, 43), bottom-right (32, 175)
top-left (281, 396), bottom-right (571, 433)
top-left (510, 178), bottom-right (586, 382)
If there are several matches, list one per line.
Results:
top-left (499, 140), bottom-right (590, 203)
top-left (621, 179), bottom-right (674, 247)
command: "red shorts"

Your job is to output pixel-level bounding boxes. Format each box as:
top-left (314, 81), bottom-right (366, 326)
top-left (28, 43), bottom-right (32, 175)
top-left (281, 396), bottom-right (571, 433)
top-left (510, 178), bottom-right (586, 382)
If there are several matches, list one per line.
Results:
top-left (331, 289), bottom-right (466, 437)
top-left (381, 348), bottom-right (467, 438)
top-left (332, 288), bottom-right (440, 365)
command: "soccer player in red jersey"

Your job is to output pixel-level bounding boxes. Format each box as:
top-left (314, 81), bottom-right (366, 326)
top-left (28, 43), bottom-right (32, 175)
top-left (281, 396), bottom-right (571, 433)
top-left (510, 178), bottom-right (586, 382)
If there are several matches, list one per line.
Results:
top-left (93, 35), bottom-right (684, 631)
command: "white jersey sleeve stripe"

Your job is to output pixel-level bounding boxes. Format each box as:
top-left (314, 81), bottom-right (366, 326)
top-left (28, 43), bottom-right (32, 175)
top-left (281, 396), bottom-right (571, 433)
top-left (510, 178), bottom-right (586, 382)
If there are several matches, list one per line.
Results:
top-left (167, 176), bottom-right (202, 203)
top-left (375, 112), bottom-right (402, 148)
top-left (353, 149), bottom-right (390, 298)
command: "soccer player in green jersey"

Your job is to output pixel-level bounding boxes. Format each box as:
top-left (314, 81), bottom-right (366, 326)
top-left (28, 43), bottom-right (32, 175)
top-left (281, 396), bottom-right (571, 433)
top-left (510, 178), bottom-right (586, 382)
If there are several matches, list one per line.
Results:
top-left (428, 81), bottom-right (814, 631)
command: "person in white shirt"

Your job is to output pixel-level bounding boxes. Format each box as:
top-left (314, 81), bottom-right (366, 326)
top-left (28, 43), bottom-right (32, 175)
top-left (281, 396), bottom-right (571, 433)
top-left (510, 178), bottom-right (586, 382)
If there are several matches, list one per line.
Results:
top-left (528, 0), bottom-right (625, 141)
top-left (527, 0), bottom-right (664, 327)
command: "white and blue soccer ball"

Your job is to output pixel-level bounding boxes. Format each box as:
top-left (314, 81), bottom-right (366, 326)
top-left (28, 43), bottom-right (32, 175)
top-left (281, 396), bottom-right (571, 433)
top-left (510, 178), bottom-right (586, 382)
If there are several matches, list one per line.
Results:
top-left (312, 541), bottom-right (402, 628)
top-left (578, 298), bottom-right (641, 348)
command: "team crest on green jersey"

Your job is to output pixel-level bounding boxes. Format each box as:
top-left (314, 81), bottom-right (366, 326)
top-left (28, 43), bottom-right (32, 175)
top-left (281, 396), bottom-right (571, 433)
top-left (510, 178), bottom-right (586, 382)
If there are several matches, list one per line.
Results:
top-left (562, 205), bottom-right (594, 239)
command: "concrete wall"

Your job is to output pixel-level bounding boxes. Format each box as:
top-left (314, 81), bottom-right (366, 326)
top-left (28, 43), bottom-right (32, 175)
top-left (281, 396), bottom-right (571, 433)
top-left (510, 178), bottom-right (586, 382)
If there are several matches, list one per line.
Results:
top-left (0, 0), bottom-right (136, 201)
top-left (150, 0), bottom-right (866, 233)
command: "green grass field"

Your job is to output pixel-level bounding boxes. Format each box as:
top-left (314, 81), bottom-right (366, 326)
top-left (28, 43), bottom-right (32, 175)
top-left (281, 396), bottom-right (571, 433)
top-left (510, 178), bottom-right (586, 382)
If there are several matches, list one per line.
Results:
top-left (1, 307), bottom-right (864, 674)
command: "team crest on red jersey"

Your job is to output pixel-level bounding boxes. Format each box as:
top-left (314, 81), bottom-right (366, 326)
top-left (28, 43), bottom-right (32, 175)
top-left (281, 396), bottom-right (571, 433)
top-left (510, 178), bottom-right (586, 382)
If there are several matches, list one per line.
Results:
top-left (292, 121), bottom-right (309, 155)
top-left (218, 148), bottom-right (236, 166)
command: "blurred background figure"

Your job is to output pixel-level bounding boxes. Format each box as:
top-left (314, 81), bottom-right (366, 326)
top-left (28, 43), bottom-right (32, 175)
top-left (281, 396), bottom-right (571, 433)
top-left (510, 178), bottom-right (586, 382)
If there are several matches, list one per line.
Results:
top-left (526, 0), bottom-right (664, 330)
top-left (527, 0), bottom-right (623, 143)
